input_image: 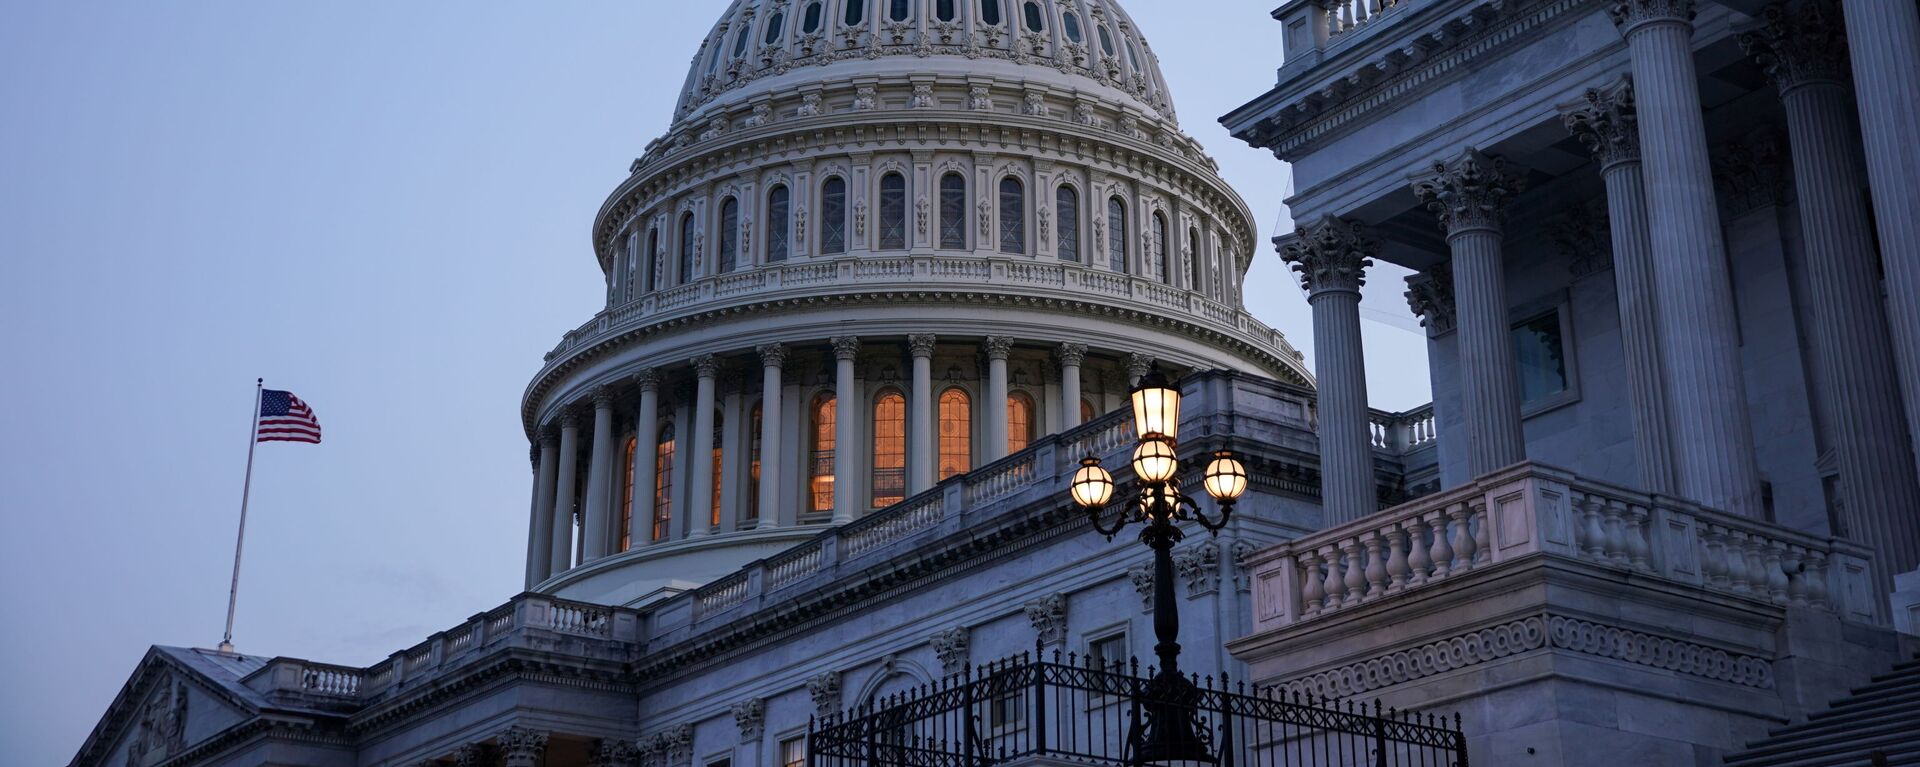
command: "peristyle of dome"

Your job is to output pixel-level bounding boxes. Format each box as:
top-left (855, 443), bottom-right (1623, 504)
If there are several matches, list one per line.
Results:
top-left (520, 0), bottom-right (1307, 608)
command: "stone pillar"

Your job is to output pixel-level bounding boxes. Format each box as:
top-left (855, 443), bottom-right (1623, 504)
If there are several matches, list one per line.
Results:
top-left (908, 334), bottom-right (937, 494)
top-left (1282, 216), bottom-right (1379, 525)
top-left (1841, 0), bottom-right (1920, 481)
top-left (832, 337), bottom-right (861, 524)
top-left (719, 385), bottom-right (746, 532)
top-left (688, 355), bottom-right (719, 537)
top-left (1405, 265), bottom-right (1466, 489)
top-left (496, 727), bottom-right (548, 767)
top-left (633, 369), bottom-right (661, 544)
top-left (1562, 78), bottom-right (1678, 495)
top-left (1058, 343), bottom-right (1087, 430)
top-left (527, 432), bottom-right (558, 586)
top-left (1611, 0), bottom-right (1765, 516)
top-left (582, 388), bottom-right (616, 561)
top-left (757, 346), bottom-right (787, 530)
top-left (985, 336), bottom-right (1013, 463)
top-left (550, 411), bottom-right (580, 572)
top-left (1412, 149), bottom-right (1527, 476)
top-left (1744, 2), bottom-right (1920, 597)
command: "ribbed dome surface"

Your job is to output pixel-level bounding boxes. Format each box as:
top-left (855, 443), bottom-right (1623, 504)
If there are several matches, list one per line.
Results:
top-left (676, 0), bottom-right (1175, 127)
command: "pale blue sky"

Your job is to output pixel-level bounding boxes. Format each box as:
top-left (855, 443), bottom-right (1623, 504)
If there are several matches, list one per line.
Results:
top-left (0, 3), bottom-right (1429, 762)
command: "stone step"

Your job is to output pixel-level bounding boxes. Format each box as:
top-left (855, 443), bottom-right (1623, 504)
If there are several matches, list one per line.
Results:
top-left (1724, 729), bottom-right (1920, 767)
top-left (1744, 705), bottom-right (1920, 755)
top-left (1805, 685), bottom-right (1920, 722)
top-left (1846, 662), bottom-right (1920, 695)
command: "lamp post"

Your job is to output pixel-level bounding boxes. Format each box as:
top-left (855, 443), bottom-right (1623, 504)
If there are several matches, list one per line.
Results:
top-left (1068, 371), bottom-right (1248, 765)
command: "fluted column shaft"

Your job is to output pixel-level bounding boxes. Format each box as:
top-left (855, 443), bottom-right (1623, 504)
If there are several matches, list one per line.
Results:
top-left (527, 437), bottom-right (558, 586)
top-left (1842, 0), bottom-right (1920, 482)
top-left (633, 372), bottom-right (661, 544)
top-left (985, 337), bottom-right (1013, 463)
top-left (833, 337), bottom-right (861, 524)
top-left (908, 335), bottom-right (936, 494)
top-left (1059, 343), bottom-right (1087, 431)
top-left (688, 356), bottom-right (719, 537)
top-left (582, 392), bottom-right (616, 560)
top-left (1283, 217), bottom-right (1378, 524)
top-left (550, 416), bottom-right (580, 571)
top-left (1615, 1), bottom-right (1764, 516)
top-left (757, 348), bottom-right (786, 529)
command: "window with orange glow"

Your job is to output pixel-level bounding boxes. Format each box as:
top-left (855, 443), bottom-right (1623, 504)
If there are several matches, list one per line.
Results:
top-left (653, 423), bottom-right (676, 541)
top-left (939, 388), bottom-right (972, 480)
top-left (619, 435), bottom-right (638, 552)
top-left (1007, 391), bottom-right (1035, 454)
top-left (1081, 398), bottom-right (1097, 425)
top-left (872, 391), bottom-right (906, 508)
top-left (811, 394), bottom-right (837, 514)
top-left (710, 411), bottom-right (724, 530)
top-left (747, 403), bottom-right (763, 522)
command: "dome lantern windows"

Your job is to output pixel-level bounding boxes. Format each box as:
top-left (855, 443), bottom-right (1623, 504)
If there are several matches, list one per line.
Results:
top-left (678, 212), bottom-right (697, 285)
top-left (1108, 197), bottom-right (1129, 273)
top-left (732, 25), bottom-right (752, 58)
top-left (937, 0), bottom-right (957, 21)
top-left (1022, 1), bottom-right (1045, 32)
top-left (879, 173), bottom-right (908, 251)
top-left (821, 177), bottom-right (848, 255)
top-left (765, 11), bottom-right (786, 46)
top-left (1098, 25), bottom-right (1115, 56)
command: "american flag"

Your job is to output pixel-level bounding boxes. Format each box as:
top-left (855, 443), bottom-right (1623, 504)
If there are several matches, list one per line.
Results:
top-left (257, 389), bottom-right (322, 444)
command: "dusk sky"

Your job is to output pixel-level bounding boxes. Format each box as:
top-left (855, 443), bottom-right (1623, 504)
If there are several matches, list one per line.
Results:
top-left (0, 3), bottom-right (1430, 762)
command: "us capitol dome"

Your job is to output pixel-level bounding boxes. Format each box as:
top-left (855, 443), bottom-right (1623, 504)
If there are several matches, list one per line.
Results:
top-left (520, 0), bottom-right (1310, 607)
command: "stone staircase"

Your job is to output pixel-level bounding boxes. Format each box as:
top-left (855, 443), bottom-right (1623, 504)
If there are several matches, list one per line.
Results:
top-left (1725, 655), bottom-right (1920, 767)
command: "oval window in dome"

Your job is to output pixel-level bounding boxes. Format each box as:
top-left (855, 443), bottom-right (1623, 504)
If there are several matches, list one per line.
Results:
top-left (844, 0), bottom-right (866, 26)
top-left (1063, 12), bottom-right (1083, 43)
top-left (803, 1), bottom-right (823, 33)
top-left (1022, 1), bottom-right (1044, 32)
top-left (1097, 25), bottom-right (1115, 56)
top-left (890, 0), bottom-right (911, 22)
top-left (980, 0), bottom-right (1003, 27)
top-left (764, 10), bottom-right (785, 45)
top-left (733, 25), bottom-right (751, 57)
top-left (937, 0), bottom-right (957, 21)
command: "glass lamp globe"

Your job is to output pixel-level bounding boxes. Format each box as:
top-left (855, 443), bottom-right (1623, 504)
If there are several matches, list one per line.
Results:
top-left (1132, 435), bottom-right (1180, 484)
top-left (1203, 451), bottom-right (1249, 502)
top-left (1070, 458), bottom-right (1114, 509)
top-left (1130, 370), bottom-right (1181, 442)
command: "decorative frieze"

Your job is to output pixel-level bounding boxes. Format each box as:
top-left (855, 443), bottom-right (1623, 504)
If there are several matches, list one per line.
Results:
top-left (807, 671), bottom-right (842, 718)
top-left (1561, 78), bottom-right (1640, 169)
top-left (1175, 540), bottom-right (1221, 597)
top-left (1023, 592), bottom-right (1069, 645)
top-left (1410, 148), bottom-right (1526, 236)
top-left (1279, 215), bottom-right (1377, 296)
top-left (1403, 264), bottom-right (1456, 336)
top-left (930, 626), bottom-right (970, 675)
top-left (732, 697), bottom-right (766, 743)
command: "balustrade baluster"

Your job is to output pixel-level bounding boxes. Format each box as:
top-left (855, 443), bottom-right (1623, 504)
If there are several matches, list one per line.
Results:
top-left (1745, 535), bottom-right (1768, 599)
top-left (1784, 545), bottom-right (1808, 607)
top-left (1341, 538), bottom-right (1368, 605)
top-left (1385, 524), bottom-right (1410, 594)
top-left (1427, 509), bottom-right (1454, 580)
top-left (1703, 525), bottom-right (1730, 588)
top-left (1763, 541), bottom-right (1788, 605)
top-left (1625, 505), bottom-right (1652, 572)
top-left (1300, 550), bottom-right (1325, 617)
top-left (1472, 502), bottom-right (1491, 565)
top-left (1802, 550), bottom-right (1831, 610)
top-left (1361, 533), bottom-right (1388, 601)
top-left (1406, 517), bottom-right (1432, 586)
top-left (1601, 499), bottom-right (1629, 565)
top-left (1448, 503), bottom-right (1476, 571)
top-left (1580, 493), bottom-right (1608, 560)
top-left (1725, 530), bottom-right (1752, 594)
top-left (1320, 543), bottom-right (1347, 610)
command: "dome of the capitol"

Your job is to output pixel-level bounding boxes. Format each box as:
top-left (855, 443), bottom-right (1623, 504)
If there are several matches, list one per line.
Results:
top-left (523, 0), bottom-right (1308, 607)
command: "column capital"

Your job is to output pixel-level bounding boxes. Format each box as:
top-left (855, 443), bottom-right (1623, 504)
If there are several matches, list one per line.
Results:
top-left (634, 367), bottom-right (661, 393)
top-left (588, 739), bottom-right (640, 767)
top-left (496, 727), bottom-right (549, 762)
top-left (1553, 201), bottom-right (1614, 280)
top-left (1404, 264), bottom-right (1457, 335)
top-left (537, 423), bottom-right (560, 445)
top-left (1561, 77), bottom-right (1641, 169)
top-left (692, 353), bottom-right (721, 379)
top-left (756, 343), bottom-right (790, 369)
top-left (1712, 131), bottom-right (1789, 217)
top-left (984, 336), bottom-right (1015, 361)
top-left (1739, 1), bottom-right (1848, 92)
top-left (1056, 342), bottom-right (1088, 367)
top-left (1411, 148), bottom-right (1527, 236)
top-left (560, 408), bottom-right (584, 430)
top-left (908, 333), bottom-right (939, 358)
top-left (1126, 353), bottom-right (1157, 383)
top-left (591, 386), bottom-right (618, 410)
top-left (1609, 0), bottom-right (1695, 34)
top-left (732, 697), bottom-right (767, 743)
top-left (1279, 215), bottom-right (1378, 296)
top-left (831, 336), bottom-right (862, 361)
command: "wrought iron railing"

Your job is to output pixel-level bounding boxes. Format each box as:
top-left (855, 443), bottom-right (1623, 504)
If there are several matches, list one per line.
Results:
top-left (809, 650), bottom-right (1468, 766)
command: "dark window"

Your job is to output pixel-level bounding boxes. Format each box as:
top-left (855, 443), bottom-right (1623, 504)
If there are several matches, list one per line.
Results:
top-left (999, 177), bottom-right (1025, 254)
top-left (879, 173), bottom-right (907, 250)
top-left (821, 178), bottom-right (847, 255)
top-left (767, 185), bottom-right (791, 263)
top-left (733, 25), bottom-right (751, 57)
top-left (937, 0), bottom-right (957, 21)
top-left (890, 0), bottom-right (911, 22)
top-left (765, 11), bottom-right (786, 45)
top-left (718, 198), bottom-right (739, 273)
top-left (1513, 311), bottom-right (1569, 402)
top-left (939, 173), bottom-right (967, 250)
top-left (1126, 38), bottom-right (1143, 71)
top-left (644, 228), bottom-right (660, 293)
top-left (1022, 1), bottom-right (1044, 32)
top-left (678, 212), bottom-right (697, 284)
top-left (803, 1), bottom-right (823, 32)
top-left (1152, 211), bottom-right (1169, 284)
top-left (1056, 186), bottom-right (1080, 262)
top-left (844, 0), bottom-right (866, 26)
top-left (1188, 228), bottom-right (1202, 290)
top-left (1107, 197), bottom-right (1128, 273)
top-left (980, 0), bottom-right (1003, 26)
top-left (1098, 25), bottom-right (1115, 56)
top-left (1063, 12), bottom-right (1083, 43)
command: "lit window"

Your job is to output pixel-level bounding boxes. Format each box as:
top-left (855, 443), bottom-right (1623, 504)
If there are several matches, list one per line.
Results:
top-left (768, 185), bottom-right (791, 263)
top-left (1022, 1), bottom-right (1045, 32)
top-left (939, 388), bottom-right (973, 480)
top-left (803, 1), bottom-right (823, 33)
top-left (999, 177), bottom-right (1026, 254)
top-left (765, 11), bottom-right (786, 45)
top-left (711, 411), bottom-right (724, 529)
top-left (747, 403), bottom-right (763, 522)
top-left (1152, 211), bottom-right (1169, 284)
top-left (654, 424), bottom-right (676, 541)
top-left (811, 394), bottom-right (837, 514)
top-left (844, 0), bottom-right (866, 26)
top-left (821, 177), bottom-right (847, 255)
top-left (1107, 197), bottom-right (1128, 273)
top-left (719, 197), bottom-right (740, 274)
top-left (1056, 186), bottom-right (1080, 263)
top-left (980, 0), bottom-right (1003, 26)
top-left (678, 212), bottom-right (697, 284)
top-left (780, 736), bottom-right (807, 767)
top-left (939, 173), bottom-right (968, 250)
top-left (873, 391), bottom-right (907, 508)
top-left (1008, 392), bottom-right (1035, 454)
top-left (620, 435), bottom-right (638, 551)
top-left (1513, 311), bottom-right (1569, 402)
top-left (879, 173), bottom-right (907, 250)
top-left (1081, 399), bottom-right (1096, 425)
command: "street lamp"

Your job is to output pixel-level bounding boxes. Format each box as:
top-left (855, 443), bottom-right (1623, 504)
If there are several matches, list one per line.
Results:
top-left (1068, 370), bottom-right (1247, 765)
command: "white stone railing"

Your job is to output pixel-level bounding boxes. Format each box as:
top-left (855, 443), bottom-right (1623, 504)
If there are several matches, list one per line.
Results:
top-left (1248, 463), bottom-right (1882, 634)
top-left (765, 539), bottom-right (826, 593)
top-left (297, 663), bottom-right (363, 698)
top-left (964, 453), bottom-right (1039, 506)
top-left (842, 494), bottom-right (944, 562)
top-left (1368, 404), bottom-right (1437, 454)
top-left (693, 571), bottom-right (751, 621)
top-left (1324, 0), bottom-right (1411, 41)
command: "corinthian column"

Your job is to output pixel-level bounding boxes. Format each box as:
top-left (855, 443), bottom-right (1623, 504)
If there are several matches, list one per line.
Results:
top-left (1282, 216), bottom-right (1379, 525)
top-left (1562, 78), bottom-right (1677, 495)
top-left (496, 727), bottom-right (549, 767)
top-left (550, 410), bottom-right (581, 571)
top-left (908, 334), bottom-right (937, 494)
top-left (1058, 343), bottom-right (1087, 430)
top-left (1744, 2), bottom-right (1920, 597)
top-left (1611, 0), bottom-right (1765, 516)
top-left (1412, 149), bottom-right (1527, 476)
top-left (985, 337), bottom-right (1014, 463)
top-left (632, 369), bottom-right (661, 543)
top-left (527, 430), bottom-right (558, 586)
top-left (832, 337), bottom-right (861, 524)
top-left (1841, 0), bottom-right (1920, 481)
top-left (757, 346), bottom-right (787, 529)
top-left (582, 387), bottom-right (617, 561)
top-left (687, 355), bottom-right (719, 537)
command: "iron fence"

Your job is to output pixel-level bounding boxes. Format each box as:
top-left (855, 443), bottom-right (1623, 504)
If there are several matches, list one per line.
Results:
top-left (810, 651), bottom-right (1468, 766)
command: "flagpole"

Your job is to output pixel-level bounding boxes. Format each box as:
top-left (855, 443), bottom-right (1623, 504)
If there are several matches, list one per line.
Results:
top-left (219, 379), bottom-right (264, 654)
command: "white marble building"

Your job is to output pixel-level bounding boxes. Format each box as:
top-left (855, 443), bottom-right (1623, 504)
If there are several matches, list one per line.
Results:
top-left (69, 0), bottom-right (1920, 765)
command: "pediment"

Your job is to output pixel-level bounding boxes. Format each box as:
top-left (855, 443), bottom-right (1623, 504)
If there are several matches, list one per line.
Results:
top-left (73, 648), bottom-right (259, 767)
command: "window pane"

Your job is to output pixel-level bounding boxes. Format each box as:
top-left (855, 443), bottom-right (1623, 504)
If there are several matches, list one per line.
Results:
top-left (1189, 228), bottom-right (1202, 291)
top-left (1152, 212), bottom-right (1169, 284)
top-left (645, 229), bottom-right (660, 293)
top-left (1513, 312), bottom-right (1569, 402)
top-left (679, 213), bottom-right (697, 284)
top-left (765, 11), bottom-right (785, 45)
top-left (873, 392), bottom-right (906, 508)
top-left (980, 0), bottom-right (1002, 26)
top-left (1023, 1), bottom-right (1045, 32)
top-left (803, 1), bottom-right (823, 32)
top-left (719, 198), bottom-right (739, 273)
top-left (890, 0), bottom-right (911, 22)
top-left (822, 178), bottom-right (847, 255)
top-left (939, 389), bottom-right (972, 480)
top-left (1081, 399), bottom-right (1096, 425)
top-left (812, 395), bottom-right (837, 513)
top-left (733, 26), bottom-right (751, 57)
top-left (940, 174), bottom-right (967, 250)
top-left (1098, 25), bottom-right (1115, 56)
top-left (620, 436), bottom-right (637, 551)
top-left (844, 0), bottom-right (866, 26)
top-left (1007, 392), bottom-right (1034, 454)
top-left (654, 424), bottom-right (676, 541)
top-left (1063, 12), bottom-right (1083, 43)
top-left (1108, 198), bottom-right (1128, 273)
top-left (768, 186), bottom-right (790, 262)
top-left (781, 737), bottom-right (807, 767)
top-left (937, 0), bottom-right (957, 21)
top-left (710, 412), bottom-right (723, 529)
top-left (880, 173), bottom-right (907, 250)
top-left (1056, 186), bottom-right (1079, 262)
top-left (999, 177), bottom-right (1025, 254)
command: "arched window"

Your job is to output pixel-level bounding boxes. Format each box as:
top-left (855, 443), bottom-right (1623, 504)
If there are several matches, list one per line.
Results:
top-left (872, 391), bottom-right (907, 508)
top-left (1007, 391), bottom-right (1035, 454)
top-left (1152, 211), bottom-right (1169, 284)
top-left (803, 1), bottom-right (824, 33)
top-left (1022, 1), bottom-right (1045, 32)
top-left (811, 394), bottom-right (837, 514)
top-left (939, 173), bottom-right (968, 250)
top-left (1189, 228), bottom-right (1203, 292)
top-left (747, 403), bottom-right (763, 523)
top-left (1081, 398), bottom-right (1097, 425)
top-left (879, 172), bottom-right (907, 250)
top-left (936, 0), bottom-right (957, 22)
top-left (890, 0), bottom-right (911, 22)
top-left (710, 411), bottom-right (724, 530)
top-left (653, 423), bottom-right (676, 541)
top-left (1108, 197), bottom-right (1128, 273)
top-left (768, 185), bottom-right (791, 263)
top-left (939, 388), bottom-right (973, 480)
top-left (1063, 11), bottom-right (1083, 43)
top-left (620, 232), bottom-right (640, 303)
top-left (678, 212), bottom-right (697, 284)
top-left (999, 177), bottom-right (1026, 254)
top-left (980, 0), bottom-right (1004, 27)
top-left (821, 177), bottom-right (848, 255)
top-left (765, 10), bottom-right (786, 45)
top-left (844, 0), bottom-right (866, 26)
top-left (620, 435), bottom-right (638, 552)
top-left (644, 227), bottom-right (660, 294)
top-left (1056, 186), bottom-right (1080, 263)
top-left (718, 197), bottom-right (740, 274)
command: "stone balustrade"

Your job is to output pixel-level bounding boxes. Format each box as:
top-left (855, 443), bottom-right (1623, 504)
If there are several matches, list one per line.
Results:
top-left (1275, 0), bottom-right (1423, 63)
top-left (1247, 462), bottom-right (1882, 634)
top-left (1368, 404), bottom-right (1437, 454)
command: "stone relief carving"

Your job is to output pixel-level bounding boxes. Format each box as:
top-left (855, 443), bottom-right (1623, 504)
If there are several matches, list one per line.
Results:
top-left (1231, 540), bottom-right (1258, 593)
top-left (977, 198), bottom-right (993, 240)
top-left (930, 626), bottom-right (970, 676)
top-left (1712, 131), bottom-right (1787, 217)
top-left (909, 84), bottom-right (936, 109)
top-left (124, 679), bottom-right (190, 767)
top-left (853, 198), bottom-right (869, 237)
top-left (808, 671), bottom-right (842, 718)
top-left (853, 85), bottom-right (878, 111)
top-left (1022, 91), bottom-right (1050, 117)
top-left (1175, 540), bottom-right (1221, 597)
top-left (1127, 563), bottom-right (1154, 611)
top-left (1024, 592), bottom-right (1068, 645)
top-left (732, 697), bottom-right (766, 742)
top-left (497, 727), bottom-right (549, 766)
top-left (1074, 101), bottom-right (1098, 126)
top-left (968, 85), bottom-right (994, 111)
top-left (743, 102), bottom-right (773, 128)
top-left (1561, 78), bottom-right (1639, 169)
top-left (915, 196), bottom-right (930, 236)
top-left (796, 92), bottom-right (823, 117)
top-left (1552, 201), bottom-right (1613, 280)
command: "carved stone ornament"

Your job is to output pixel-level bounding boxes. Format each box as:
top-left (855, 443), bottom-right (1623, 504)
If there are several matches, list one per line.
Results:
top-left (592, 386), bottom-right (618, 410)
top-left (1056, 342), bottom-right (1088, 368)
top-left (1128, 564), bottom-right (1154, 611)
top-left (124, 679), bottom-right (190, 766)
top-left (968, 85), bottom-right (994, 111)
top-left (908, 333), bottom-right (938, 358)
top-left (732, 697), bottom-right (766, 742)
top-left (454, 743), bottom-right (493, 767)
top-left (977, 198), bottom-right (993, 239)
top-left (1561, 78), bottom-right (1640, 169)
top-left (930, 626), bottom-right (970, 675)
top-left (635, 367), bottom-right (662, 392)
top-left (589, 738), bottom-right (641, 767)
top-left (693, 354), bottom-right (722, 379)
top-left (796, 92), bottom-right (823, 117)
top-left (808, 671), bottom-right (842, 718)
top-left (662, 723), bottom-right (694, 767)
top-left (832, 336), bottom-right (862, 362)
top-left (1553, 201), bottom-right (1613, 280)
top-left (1037, 203), bottom-right (1051, 243)
top-left (1410, 148), bottom-right (1526, 235)
top-left (1126, 353), bottom-right (1156, 384)
top-left (757, 343), bottom-right (789, 369)
top-left (909, 84), bottom-right (936, 109)
top-left (915, 195), bottom-right (930, 236)
top-left (1404, 263), bottom-right (1457, 335)
top-left (1231, 539), bottom-right (1259, 593)
top-left (497, 727), bottom-right (550, 766)
top-left (853, 197), bottom-right (869, 237)
top-left (984, 336), bottom-right (1015, 361)
top-left (1279, 215), bottom-right (1377, 296)
top-left (1712, 131), bottom-right (1787, 217)
top-left (1023, 592), bottom-right (1068, 645)
top-left (1740, 0), bottom-right (1848, 91)
top-left (1074, 101), bottom-right (1098, 126)
top-left (1175, 540), bottom-right (1221, 597)
top-left (744, 102), bottom-right (773, 128)
top-left (1023, 91), bottom-right (1051, 117)
top-left (1609, 0), bottom-right (1696, 33)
